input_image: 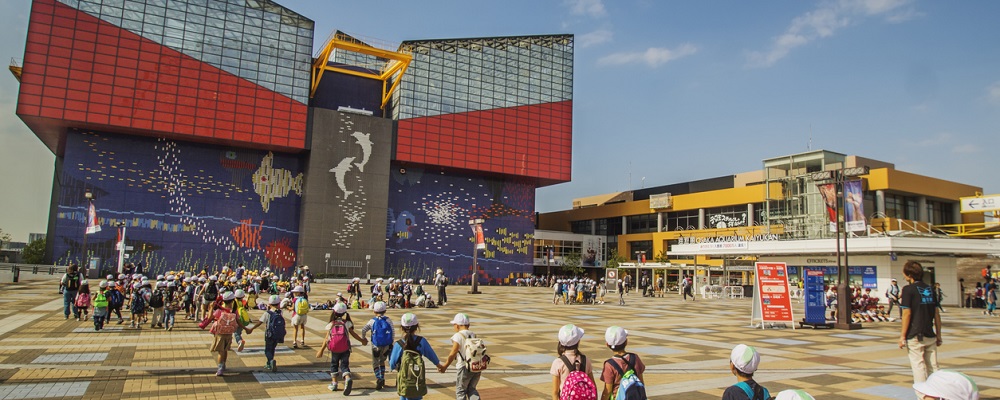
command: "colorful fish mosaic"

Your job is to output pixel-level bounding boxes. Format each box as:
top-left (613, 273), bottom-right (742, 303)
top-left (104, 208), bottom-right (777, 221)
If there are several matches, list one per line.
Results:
top-left (253, 152), bottom-right (304, 213)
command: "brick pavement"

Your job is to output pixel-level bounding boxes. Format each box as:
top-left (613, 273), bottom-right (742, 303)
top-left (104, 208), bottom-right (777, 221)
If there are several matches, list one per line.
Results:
top-left (0, 279), bottom-right (998, 399)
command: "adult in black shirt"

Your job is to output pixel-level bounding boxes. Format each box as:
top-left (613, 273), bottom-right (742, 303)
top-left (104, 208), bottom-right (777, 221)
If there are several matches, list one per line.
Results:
top-left (898, 260), bottom-right (941, 386)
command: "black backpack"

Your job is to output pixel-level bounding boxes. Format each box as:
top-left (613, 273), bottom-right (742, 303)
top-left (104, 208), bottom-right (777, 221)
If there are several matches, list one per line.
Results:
top-left (66, 273), bottom-right (81, 291)
top-left (149, 289), bottom-right (164, 308)
top-left (203, 284), bottom-right (218, 301)
top-left (441, 276), bottom-right (448, 287)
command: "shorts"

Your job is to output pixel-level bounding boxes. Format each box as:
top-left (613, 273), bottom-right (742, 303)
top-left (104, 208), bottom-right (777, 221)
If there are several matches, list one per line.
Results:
top-left (329, 350), bottom-right (351, 376)
top-left (291, 314), bottom-right (308, 326)
top-left (210, 334), bottom-right (233, 352)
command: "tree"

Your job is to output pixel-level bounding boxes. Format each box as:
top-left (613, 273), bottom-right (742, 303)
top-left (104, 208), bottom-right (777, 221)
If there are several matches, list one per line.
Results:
top-left (653, 249), bottom-right (669, 263)
top-left (562, 251), bottom-right (584, 276)
top-left (606, 248), bottom-right (627, 270)
top-left (22, 238), bottom-right (46, 264)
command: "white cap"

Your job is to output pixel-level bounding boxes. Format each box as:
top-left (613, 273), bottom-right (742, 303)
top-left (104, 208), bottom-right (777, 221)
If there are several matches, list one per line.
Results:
top-left (337, 292), bottom-right (343, 297)
top-left (450, 313), bottom-right (470, 326)
top-left (558, 324), bottom-right (585, 346)
top-left (291, 286), bottom-right (304, 293)
top-left (106, 274), bottom-right (114, 280)
top-left (913, 370), bottom-right (979, 400)
top-left (81, 280), bottom-right (89, 285)
top-left (280, 298), bottom-right (291, 309)
top-left (156, 274), bottom-right (164, 280)
top-left (199, 277), bottom-right (207, 282)
top-left (118, 274), bottom-right (126, 279)
top-left (156, 281), bottom-right (166, 288)
top-left (353, 277), bottom-right (360, 282)
top-left (132, 282), bottom-right (140, 289)
top-left (419, 279), bottom-right (425, 284)
top-left (222, 291), bottom-right (236, 301)
top-left (269, 295), bottom-right (281, 305)
top-left (229, 276), bottom-right (238, 283)
top-left (99, 280), bottom-right (108, 288)
top-left (605, 326), bottom-right (628, 347)
top-left (234, 289), bottom-right (245, 298)
top-left (774, 389), bottom-right (815, 400)
top-left (730, 344), bottom-right (761, 374)
top-left (167, 281), bottom-right (176, 287)
top-left (333, 302), bottom-right (347, 314)
top-left (376, 277), bottom-right (383, 282)
top-left (209, 275), bottom-right (218, 281)
top-left (373, 301), bottom-right (387, 313)
top-left (401, 312), bottom-right (419, 327)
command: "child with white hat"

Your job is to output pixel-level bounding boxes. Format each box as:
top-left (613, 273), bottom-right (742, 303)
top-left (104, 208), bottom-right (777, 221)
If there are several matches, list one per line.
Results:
top-left (441, 313), bottom-right (485, 400)
top-left (289, 285), bottom-right (309, 348)
top-left (914, 370), bottom-right (979, 400)
top-left (389, 313), bottom-right (445, 399)
top-left (360, 301), bottom-right (394, 390)
top-left (316, 302), bottom-right (367, 395)
top-left (550, 324), bottom-right (596, 399)
top-left (723, 344), bottom-right (770, 400)
top-left (246, 294), bottom-right (286, 372)
top-left (774, 389), bottom-right (815, 400)
top-left (600, 326), bottom-right (646, 400)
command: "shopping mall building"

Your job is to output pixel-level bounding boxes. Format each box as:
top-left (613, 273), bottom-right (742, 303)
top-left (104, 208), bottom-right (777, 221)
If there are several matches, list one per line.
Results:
top-left (14, 0), bottom-right (573, 281)
top-left (537, 150), bottom-right (1000, 306)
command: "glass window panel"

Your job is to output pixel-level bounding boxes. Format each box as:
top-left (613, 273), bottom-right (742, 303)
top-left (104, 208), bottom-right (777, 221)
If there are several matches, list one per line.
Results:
top-left (121, 19), bottom-right (142, 32)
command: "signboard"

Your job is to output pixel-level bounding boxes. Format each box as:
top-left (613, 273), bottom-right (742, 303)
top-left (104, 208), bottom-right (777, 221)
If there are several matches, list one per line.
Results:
top-left (649, 193), bottom-right (672, 209)
top-left (843, 180), bottom-right (866, 232)
top-left (606, 268), bottom-right (619, 294)
top-left (961, 194), bottom-right (1000, 213)
top-left (752, 262), bottom-right (794, 327)
top-left (848, 266), bottom-right (878, 289)
top-left (803, 269), bottom-right (827, 324)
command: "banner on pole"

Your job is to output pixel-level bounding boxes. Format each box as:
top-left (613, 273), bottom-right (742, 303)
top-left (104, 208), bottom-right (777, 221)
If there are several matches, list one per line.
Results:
top-left (843, 180), bottom-right (866, 232)
top-left (85, 203), bottom-right (101, 234)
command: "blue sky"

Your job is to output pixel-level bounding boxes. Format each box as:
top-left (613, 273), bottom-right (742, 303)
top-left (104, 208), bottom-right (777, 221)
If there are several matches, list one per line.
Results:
top-left (1, 0), bottom-right (999, 241)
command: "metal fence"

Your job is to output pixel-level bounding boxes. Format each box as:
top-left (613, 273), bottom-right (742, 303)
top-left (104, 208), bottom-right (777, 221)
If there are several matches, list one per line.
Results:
top-left (322, 259), bottom-right (363, 277)
top-left (0, 263), bottom-right (69, 283)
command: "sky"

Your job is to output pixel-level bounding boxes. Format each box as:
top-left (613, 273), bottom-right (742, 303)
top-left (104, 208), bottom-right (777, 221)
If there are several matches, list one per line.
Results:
top-left (1, 0), bottom-right (999, 242)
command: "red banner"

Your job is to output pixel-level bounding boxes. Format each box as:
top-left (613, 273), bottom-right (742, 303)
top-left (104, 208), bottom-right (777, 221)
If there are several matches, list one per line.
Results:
top-left (755, 262), bottom-right (794, 324)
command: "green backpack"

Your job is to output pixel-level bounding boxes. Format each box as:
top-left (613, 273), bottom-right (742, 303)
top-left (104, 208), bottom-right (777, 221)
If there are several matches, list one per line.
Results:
top-left (396, 338), bottom-right (427, 398)
top-left (93, 291), bottom-right (109, 308)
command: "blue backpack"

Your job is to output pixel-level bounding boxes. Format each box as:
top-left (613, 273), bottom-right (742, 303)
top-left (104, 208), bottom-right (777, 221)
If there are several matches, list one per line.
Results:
top-left (265, 310), bottom-right (286, 343)
top-left (371, 316), bottom-right (393, 347)
top-left (735, 381), bottom-right (770, 400)
top-left (606, 354), bottom-right (646, 400)
top-left (107, 289), bottom-right (125, 307)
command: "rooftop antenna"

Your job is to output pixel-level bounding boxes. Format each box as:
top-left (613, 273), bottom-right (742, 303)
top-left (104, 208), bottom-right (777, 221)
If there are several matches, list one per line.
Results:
top-left (807, 125), bottom-right (812, 150)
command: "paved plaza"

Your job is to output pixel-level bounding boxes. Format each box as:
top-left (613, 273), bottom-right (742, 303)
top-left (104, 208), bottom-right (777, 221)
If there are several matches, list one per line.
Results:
top-left (0, 278), bottom-right (998, 399)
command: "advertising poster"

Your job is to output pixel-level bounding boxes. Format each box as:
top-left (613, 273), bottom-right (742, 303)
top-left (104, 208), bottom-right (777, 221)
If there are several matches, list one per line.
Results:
top-left (843, 180), bottom-right (866, 232)
top-left (755, 262), bottom-right (794, 324)
top-left (817, 183), bottom-right (838, 232)
top-left (606, 268), bottom-right (619, 293)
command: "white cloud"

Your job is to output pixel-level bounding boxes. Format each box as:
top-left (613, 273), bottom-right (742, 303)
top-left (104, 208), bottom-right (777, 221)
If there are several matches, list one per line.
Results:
top-left (747, 0), bottom-right (915, 68)
top-left (564, 0), bottom-right (606, 18)
top-left (988, 81), bottom-right (1000, 104)
top-left (914, 132), bottom-right (954, 147)
top-left (578, 29), bottom-right (613, 48)
top-left (598, 44), bottom-right (698, 68)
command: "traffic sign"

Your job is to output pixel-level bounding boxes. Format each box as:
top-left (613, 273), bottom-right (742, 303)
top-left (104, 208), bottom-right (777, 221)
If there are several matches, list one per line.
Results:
top-left (961, 194), bottom-right (1000, 213)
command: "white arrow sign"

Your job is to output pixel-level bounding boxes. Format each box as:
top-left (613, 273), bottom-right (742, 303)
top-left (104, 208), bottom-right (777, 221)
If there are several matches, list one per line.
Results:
top-left (961, 194), bottom-right (1000, 213)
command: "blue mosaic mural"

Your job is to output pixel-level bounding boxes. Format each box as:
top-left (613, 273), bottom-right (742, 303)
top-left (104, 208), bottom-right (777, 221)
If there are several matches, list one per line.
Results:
top-left (384, 164), bottom-right (535, 284)
top-left (54, 130), bottom-right (303, 276)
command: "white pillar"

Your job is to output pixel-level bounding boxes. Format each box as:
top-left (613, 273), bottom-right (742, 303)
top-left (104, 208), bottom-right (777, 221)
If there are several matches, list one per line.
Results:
top-left (917, 196), bottom-right (928, 223)
top-left (747, 203), bottom-right (754, 226)
top-left (622, 216), bottom-right (628, 235)
top-left (698, 208), bottom-right (705, 230)
top-left (657, 212), bottom-right (664, 232)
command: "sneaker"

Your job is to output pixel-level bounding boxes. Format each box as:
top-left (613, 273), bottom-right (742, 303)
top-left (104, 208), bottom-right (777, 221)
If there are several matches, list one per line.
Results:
top-left (271, 360), bottom-right (277, 372)
top-left (328, 383), bottom-right (338, 392)
top-left (238, 340), bottom-right (245, 352)
top-left (216, 368), bottom-right (224, 377)
top-left (167, 326), bottom-right (173, 331)
top-left (76, 317), bottom-right (80, 321)
top-left (117, 319), bottom-right (123, 324)
top-left (375, 378), bottom-right (384, 390)
top-left (292, 341), bottom-right (299, 349)
top-left (343, 378), bottom-right (353, 395)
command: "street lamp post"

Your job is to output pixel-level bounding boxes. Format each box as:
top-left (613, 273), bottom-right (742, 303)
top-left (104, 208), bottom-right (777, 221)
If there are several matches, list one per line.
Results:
top-left (469, 218), bottom-right (484, 294)
top-left (365, 254), bottom-right (371, 280)
top-left (814, 166), bottom-right (867, 330)
top-left (82, 191), bottom-right (93, 274)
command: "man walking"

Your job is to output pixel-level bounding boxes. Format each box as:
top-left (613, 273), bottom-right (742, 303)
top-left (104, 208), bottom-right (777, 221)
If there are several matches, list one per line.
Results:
top-left (898, 261), bottom-right (941, 392)
top-left (886, 278), bottom-right (901, 318)
top-left (434, 269), bottom-right (448, 306)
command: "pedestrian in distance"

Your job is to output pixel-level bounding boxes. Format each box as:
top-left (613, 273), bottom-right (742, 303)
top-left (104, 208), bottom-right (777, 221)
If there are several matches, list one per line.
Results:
top-left (75, 280), bottom-right (92, 321)
top-left (289, 285), bottom-right (310, 348)
top-left (206, 291), bottom-right (240, 376)
top-left (92, 281), bottom-right (110, 331)
top-left (246, 294), bottom-right (286, 372)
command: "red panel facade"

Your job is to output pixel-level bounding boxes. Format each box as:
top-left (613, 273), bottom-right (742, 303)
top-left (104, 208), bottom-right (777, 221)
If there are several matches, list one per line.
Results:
top-left (17, 0), bottom-right (307, 153)
top-left (396, 100), bottom-right (572, 184)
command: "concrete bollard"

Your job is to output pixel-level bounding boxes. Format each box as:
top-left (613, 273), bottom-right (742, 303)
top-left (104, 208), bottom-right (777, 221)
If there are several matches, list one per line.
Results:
top-left (12, 266), bottom-right (19, 283)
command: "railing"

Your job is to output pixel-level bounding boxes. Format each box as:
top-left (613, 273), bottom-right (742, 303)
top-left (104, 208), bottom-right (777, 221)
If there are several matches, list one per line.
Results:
top-left (0, 263), bottom-right (69, 283)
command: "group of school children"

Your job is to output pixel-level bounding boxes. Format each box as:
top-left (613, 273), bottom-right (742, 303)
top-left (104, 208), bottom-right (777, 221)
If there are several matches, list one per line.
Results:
top-left (553, 278), bottom-right (607, 305)
top-left (345, 276), bottom-right (440, 310)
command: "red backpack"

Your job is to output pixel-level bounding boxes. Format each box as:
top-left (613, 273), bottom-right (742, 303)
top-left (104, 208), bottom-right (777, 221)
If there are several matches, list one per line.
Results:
top-left (210, 309), bottom-right (239, 335)
top-left (559, 354), bottom-right (597, 400)
top-left (327, 320), bottom-right (350, 353)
